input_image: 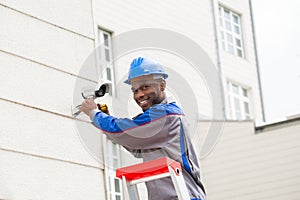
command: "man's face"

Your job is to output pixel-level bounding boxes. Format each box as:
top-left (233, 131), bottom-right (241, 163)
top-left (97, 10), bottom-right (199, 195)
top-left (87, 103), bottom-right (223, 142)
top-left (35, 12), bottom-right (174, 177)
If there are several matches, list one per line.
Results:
top-left (131, 75), bottom-right (166, 111)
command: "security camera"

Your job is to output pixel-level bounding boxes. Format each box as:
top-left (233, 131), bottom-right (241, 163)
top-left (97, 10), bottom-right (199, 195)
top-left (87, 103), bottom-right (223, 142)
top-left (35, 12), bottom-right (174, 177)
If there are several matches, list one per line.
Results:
top-left (72, 81), bottom-right (111, 117)
top-left (81, 82), bottom-right (111, 99)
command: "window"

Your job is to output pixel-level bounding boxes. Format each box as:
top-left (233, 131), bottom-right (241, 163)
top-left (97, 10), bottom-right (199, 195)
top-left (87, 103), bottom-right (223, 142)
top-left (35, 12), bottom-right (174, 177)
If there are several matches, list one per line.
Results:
top-left (219, 6), bottom-right (244, 58)
top-left (98, 28), bottom-right (114, 95)
top-left (228, 82), bottom-right (251, 120)
top-left (106, 141), bottom-right (123, 200)
top-left (98, 28), bottom-right (121, 200)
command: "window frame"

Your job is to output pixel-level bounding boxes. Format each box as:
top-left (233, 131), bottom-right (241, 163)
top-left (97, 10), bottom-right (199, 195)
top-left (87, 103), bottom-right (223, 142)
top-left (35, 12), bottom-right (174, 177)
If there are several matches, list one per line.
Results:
top-left (106, 140), bottom-right (123, 200)
top-left (227, 82), bottom-right (251, 120)
top-left (98, 28), bottom-right (115, 96)
top-left (98, 28), bottom-right (122, 200)
top-left (219, 5), bottom-right (245, 58)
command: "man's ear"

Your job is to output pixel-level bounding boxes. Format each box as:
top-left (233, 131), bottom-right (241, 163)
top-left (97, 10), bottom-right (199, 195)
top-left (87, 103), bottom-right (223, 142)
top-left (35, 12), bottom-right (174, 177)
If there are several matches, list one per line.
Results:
top-left (160, 80), bottom-right (166, 91)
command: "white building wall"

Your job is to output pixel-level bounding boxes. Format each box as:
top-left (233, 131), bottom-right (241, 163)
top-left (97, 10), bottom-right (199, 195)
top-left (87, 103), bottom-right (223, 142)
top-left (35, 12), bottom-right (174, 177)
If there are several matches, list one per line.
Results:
top-left (213, 0), bottom-right (264, 122)
top-left (0, 4), bottom-right (94, 76)
top-left (93, 0), bottom-right (217, 60)
top-left (0, 150), bottom-right (105, 200)
top-left (0, 0), bottom-right (94, 38)
top-left (92, 0), bottom-right (219, 119)
top-left (92, 0), bottom-right (264, 122)
top-left (0, 1), bottom-right (106, 199)
top-left (0, 100), bottom-right (101, 167)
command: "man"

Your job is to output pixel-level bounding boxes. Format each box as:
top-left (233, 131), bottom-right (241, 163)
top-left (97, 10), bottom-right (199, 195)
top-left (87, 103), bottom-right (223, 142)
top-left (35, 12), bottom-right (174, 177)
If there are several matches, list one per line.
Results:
top-left (80, 57), bottom-right (206, 200)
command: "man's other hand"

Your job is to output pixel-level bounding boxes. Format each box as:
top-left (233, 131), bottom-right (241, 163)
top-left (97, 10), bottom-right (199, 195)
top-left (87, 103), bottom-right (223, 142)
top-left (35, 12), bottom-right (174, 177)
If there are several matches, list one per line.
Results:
top-left (79, 98), bottom-right (97, 116)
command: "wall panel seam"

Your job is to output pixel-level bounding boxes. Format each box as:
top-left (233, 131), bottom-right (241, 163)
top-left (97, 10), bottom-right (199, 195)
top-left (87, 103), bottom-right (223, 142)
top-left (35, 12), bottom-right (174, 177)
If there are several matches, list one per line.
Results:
top-left (0, 147), bottom-right (102, 170)
top-left (0, 97), bottom-right (90, 123)
top-left (0, 3), bottom-right (94, 40)
top-left (0, 49), bottom-right (97, 83)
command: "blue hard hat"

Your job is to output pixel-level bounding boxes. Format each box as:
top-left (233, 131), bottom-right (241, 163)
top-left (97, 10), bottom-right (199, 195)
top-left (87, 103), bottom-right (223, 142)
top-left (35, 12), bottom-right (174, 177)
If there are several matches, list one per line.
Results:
top-left (124, 57), bottom-right (168, 84)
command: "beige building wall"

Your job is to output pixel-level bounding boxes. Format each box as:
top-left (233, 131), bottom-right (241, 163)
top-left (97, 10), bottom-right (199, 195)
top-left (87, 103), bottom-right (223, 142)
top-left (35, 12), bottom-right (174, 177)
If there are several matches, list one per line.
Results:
top-left (199, 118), bottom-right (300, 200)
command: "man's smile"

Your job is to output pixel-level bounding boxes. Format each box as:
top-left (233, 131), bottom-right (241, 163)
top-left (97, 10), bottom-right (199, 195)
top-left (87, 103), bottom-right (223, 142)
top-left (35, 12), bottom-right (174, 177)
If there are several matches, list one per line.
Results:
top-left (138, 98), bottom-right (150, 107)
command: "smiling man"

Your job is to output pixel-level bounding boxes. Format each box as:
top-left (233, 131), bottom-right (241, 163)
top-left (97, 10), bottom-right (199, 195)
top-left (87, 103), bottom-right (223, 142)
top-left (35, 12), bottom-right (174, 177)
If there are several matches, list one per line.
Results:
top-left (131, 75), bottom-right (166, 111)
top-left (80, 57), bottom-right (206, 200)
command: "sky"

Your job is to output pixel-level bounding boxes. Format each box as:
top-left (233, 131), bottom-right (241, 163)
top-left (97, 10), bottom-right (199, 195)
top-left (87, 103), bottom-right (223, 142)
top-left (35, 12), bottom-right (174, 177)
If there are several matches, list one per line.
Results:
top-left (251, 0), bottom-right (300, 123)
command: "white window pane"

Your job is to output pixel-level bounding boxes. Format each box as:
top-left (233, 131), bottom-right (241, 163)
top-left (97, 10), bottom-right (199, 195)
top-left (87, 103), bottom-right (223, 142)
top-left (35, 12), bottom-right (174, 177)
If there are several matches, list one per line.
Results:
top-left (234, 98), bottom-right (241, 111)
top-left (227, 44), bottom-right (234, 54)
top-left (107, 68), bottom-right (112, 81)
top-left (227, 33), bottom-right (233, 43)
top-left (234, 97), bottom-right (242, 120)
top-left (104, 34), bottom-right (109, 46)
top-left (237, 49), bottom-right (243, 57)
top-left (233, 15), bottom-right (239, 24)
top-left (232, 84), bottom-right (239, 94)
top-left (235, 111), bottom-right (242, 120)
top-left (225, 21), bottom-right (231, 31)
top-left (242, 88), bottom-right (248, 97)
top-left (105, 49), bottom-right (110, 61)
top-left (224, 10), bottom-right (230, 19)
top-left (234, 25), bottom-right (240, 34)
top-left (235, 38), bottom-right (241, 47)
top-left (244, 102), bottom-right (250, 114)
top-left (114, 178), bottom-right (120, 193)
top-left (112, 142), bottom-right (117, 155)
top-left (113, 158), bottom-right (118, 169)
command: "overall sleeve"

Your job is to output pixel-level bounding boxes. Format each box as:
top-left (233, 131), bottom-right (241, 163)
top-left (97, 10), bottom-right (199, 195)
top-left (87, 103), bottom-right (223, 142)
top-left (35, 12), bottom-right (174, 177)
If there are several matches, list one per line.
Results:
top-left (90, 103), bottom-right (183, 149)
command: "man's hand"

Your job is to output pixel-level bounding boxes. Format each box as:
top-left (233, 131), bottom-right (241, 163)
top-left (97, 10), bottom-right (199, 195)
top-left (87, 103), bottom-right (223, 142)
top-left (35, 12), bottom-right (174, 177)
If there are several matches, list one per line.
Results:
top-left (98, 104), bottom-right (110, 115)
top-left (79, 98), bottom-right (97, 116)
